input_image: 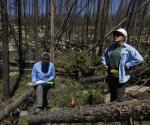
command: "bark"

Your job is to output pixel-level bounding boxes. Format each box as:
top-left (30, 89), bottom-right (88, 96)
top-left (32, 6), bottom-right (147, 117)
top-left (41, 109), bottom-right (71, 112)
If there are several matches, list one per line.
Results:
top-left (33, 0), bottom-right (40, 60)
top-left (45, 0), bottom-right (50, 48)
top-left (136, 3), bottom-right (149, 47)
top-left (50, 0), bottom-right (55, 62)
top-left (93, 0), bottom-right (101, 52)
top-left (20, 100), bottom-right (150, 124)
top-left (0, 0), bottom-right (10, 98)
top-left (0, 89), bottom-right (34, 121)
top-left (98, 0), bottom-right (110, 56)
top-left (10, 0), bottom-right (25, 97)
top-left (18, 0), bottom-right (24, 72)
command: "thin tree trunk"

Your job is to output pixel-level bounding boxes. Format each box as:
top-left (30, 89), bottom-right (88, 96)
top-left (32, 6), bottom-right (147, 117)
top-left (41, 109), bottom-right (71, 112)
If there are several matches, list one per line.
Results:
top-left (17, 0), bottom-right (24, 75)
top-left (136, 3), bottom-right (149, 47)
top-left (45, 0), bottom-right (50, 50)
top-left (93, 0), bottom-right (101, 52)
top-left (33, 0), bottom-right (39, 60)
top-left (0, 0), bottom-right (10, 98)
top-left (98, 0), bottom-right (110, 56)
top-left (50, 0), bottom-right (55, 62)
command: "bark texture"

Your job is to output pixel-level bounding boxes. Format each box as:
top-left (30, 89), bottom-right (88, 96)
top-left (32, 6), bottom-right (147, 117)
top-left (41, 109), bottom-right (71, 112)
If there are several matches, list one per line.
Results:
top-left (20, 100), bottom-right (150, 124)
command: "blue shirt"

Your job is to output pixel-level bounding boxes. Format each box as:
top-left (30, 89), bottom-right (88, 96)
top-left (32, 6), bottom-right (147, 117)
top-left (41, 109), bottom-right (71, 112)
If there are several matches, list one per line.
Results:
top-left (102, 43), bottom-right (143, 83)
top-left (32, 61), bottom-right (55, 82)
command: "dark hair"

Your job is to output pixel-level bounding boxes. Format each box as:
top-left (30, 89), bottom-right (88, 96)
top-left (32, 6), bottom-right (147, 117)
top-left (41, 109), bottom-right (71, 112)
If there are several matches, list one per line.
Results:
top-left (42, 52), bottom-right (50, 60)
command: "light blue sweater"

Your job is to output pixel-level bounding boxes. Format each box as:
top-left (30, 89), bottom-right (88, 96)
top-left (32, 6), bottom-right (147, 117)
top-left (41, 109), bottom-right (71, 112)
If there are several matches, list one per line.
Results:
top-left (102, 43), bottom-right (143, 83)
top-left (32, 61), bottom-right (55, 82)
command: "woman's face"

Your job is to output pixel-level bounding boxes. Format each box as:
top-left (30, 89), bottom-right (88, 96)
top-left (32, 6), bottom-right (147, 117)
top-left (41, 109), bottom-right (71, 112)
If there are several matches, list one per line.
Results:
top-left (113, 32), bottom-right (125, 45)
top-left (42, 58), bottom-right (49, 64)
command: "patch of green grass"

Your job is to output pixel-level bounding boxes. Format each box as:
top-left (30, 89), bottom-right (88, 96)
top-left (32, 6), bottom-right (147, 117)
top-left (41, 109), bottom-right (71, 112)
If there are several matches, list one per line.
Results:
top-left (49, 76), bottom-right (105, 108)
top-left (19, 118), bottom-right (29, 125)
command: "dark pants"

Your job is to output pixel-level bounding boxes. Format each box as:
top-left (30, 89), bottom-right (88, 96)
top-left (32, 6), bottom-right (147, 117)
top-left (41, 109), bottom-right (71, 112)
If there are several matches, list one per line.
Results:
top-left (106, 75), bottom-right (127, 102)
top-left (34, 84), bottom-right (51, 108)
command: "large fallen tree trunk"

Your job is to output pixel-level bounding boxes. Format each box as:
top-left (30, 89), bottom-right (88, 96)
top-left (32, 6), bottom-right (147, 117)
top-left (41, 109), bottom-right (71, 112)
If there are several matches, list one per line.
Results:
top-left (0, 89), bottom-right (34, 121)
top-left (20, 100), bottom-right (150, 124)
top-left (80, 65), bottom-right (150, 84)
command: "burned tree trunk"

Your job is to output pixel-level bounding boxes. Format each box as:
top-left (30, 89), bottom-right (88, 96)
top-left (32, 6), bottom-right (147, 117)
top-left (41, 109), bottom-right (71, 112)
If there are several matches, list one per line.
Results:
top-left (0, 0), bottom-right (10, 98)
top-left (17, 0), bottom-right (24, 75)
top-left (0, 89), bottom-right (34, 121)
top-left (50, 0), bottom-right (55, 62)
top-left (20, 100), bottom-right (150, 124)
top-left (33, 0), bottom-right (40, 60)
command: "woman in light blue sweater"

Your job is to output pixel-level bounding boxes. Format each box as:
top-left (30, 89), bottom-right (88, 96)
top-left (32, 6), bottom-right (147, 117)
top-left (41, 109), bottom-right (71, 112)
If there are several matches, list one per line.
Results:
top-left (31, 52), bottom-right (55, 113)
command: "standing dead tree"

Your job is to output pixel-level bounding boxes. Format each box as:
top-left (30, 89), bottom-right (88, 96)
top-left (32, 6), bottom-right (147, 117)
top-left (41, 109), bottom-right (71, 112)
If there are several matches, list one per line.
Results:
top-left (0, 0), bottom-right (10, 98)
top-left (98, 0), bottom-right (110, 55)
top-left (88, 0), bottom-right (150, 52)
top-left (54, 0), bottom-right (78, 41)
top-left (50, 0), bottom-right (55, 62)
top-left (10, 0), bottom-right (25, 97)
top-left (33, 0), bottom-right (40, 60)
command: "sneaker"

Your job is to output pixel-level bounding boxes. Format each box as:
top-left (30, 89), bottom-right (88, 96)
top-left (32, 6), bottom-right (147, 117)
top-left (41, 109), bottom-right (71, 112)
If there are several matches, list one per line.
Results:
top-left (43, 106), bottom-right (50, 111)
top-left (34, 107), bottom-right (42, 114)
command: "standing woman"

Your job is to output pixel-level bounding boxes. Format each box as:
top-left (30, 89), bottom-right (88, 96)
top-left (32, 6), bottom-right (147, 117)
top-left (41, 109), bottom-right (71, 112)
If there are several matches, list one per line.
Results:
top-left (32, 52), bottom-right (55, 112)
top-left (102, 28), bottom-right (143, 102)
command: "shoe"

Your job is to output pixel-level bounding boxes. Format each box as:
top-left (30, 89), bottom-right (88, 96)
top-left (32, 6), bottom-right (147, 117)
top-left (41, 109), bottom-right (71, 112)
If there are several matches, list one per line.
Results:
top-left (34, 107), bottom-right (42, 114)
top-left (43, 106), bottom-right (50, 111)
top-left (116, 99), bottom-right (123, 102)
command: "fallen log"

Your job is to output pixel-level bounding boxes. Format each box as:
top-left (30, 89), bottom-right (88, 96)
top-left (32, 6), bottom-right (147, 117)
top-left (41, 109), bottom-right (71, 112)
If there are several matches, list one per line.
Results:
top-left (80, 65), bottom-right (150, 84)
top-left (20, 100), bottom-right (150, 124)
top-left (80, 76), bottom-right (105, 83)
top-left (0, 89), bottom-right (34, 121)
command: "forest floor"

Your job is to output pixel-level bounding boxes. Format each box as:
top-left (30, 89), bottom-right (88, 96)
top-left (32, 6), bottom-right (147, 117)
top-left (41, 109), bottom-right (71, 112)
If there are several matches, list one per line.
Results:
top-left (104, 85), bottom-right (150, 103)
top-left (0, 67), bottom-right (150, 125)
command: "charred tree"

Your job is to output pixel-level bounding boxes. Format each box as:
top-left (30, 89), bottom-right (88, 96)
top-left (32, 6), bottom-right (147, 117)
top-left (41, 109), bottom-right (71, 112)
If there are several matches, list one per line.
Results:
top-left (17, 0), bottom-right (24, 76)
top-left (0, 0), bottom-right (10, 98)
top-left (50, 0), bottom-right (55, 62)
top-left (45, 0), bottom-right (50, 50)
top-left (10, 0), bottom-right (25, 97)
top-left (98, 0), bottom-right (110, 56)
top-left (33, 0), bottom-right (40, 60)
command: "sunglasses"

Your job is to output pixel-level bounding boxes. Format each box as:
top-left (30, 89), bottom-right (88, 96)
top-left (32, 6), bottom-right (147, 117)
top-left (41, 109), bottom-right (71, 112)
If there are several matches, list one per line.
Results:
top-left (113, 32), bottom-right (123, 37)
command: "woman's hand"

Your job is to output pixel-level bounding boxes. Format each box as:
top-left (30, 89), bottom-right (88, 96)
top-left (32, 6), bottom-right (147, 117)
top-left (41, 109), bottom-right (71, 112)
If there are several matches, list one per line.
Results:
top-left (32, 80), bottom-right (36, 83)
top-left (104, 65), bottom-right (108, 69)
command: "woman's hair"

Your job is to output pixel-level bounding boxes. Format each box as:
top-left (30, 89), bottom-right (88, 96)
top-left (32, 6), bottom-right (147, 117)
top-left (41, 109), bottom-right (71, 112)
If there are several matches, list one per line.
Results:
top-left (42, 52), bottom-right (50, 61)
